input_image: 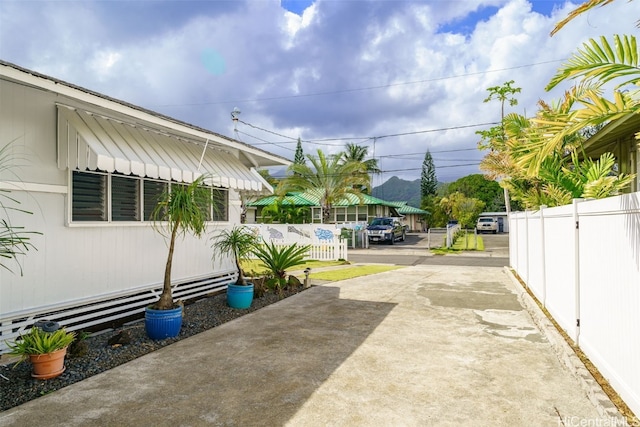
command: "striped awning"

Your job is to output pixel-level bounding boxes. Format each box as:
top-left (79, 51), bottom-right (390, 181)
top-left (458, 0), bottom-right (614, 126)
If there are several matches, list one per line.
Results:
top-left (57, 106), bottom-right (268, 192)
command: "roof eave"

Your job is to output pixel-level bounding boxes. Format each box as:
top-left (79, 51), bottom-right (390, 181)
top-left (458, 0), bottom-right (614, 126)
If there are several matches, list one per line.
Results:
top-left (0, 60), bottom-right (290, 168)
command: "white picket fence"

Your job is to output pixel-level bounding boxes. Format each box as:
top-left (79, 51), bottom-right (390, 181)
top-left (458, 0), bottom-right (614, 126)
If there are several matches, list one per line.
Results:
top-left (243, 223), bottom-right (348, 261)
top-left (509, 192), bottom-right (640, 417)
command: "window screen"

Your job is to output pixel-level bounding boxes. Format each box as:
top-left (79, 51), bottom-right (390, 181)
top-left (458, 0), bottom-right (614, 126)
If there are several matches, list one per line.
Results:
top-left (72, 171), bottom-right (107, 221)
top-left (212, 189), bottom-right (228, 221)
top-left (112, 175), bottom-right (140, 221)
top-left (143, 180), bottom-right (167, 221)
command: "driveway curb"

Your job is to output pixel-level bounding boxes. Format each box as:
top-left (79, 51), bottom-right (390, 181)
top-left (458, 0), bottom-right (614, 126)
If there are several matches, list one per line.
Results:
top-left (503, 267), bottom-right (624, 422)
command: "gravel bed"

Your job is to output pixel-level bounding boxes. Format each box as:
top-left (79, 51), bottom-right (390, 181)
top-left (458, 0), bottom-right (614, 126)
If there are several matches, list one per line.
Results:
top-left (0, 288), bottom-right (305, 412)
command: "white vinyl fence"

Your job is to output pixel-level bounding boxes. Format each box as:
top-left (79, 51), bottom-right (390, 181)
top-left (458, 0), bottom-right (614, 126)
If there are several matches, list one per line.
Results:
top-left (509, 192), bottom-right (640, 417)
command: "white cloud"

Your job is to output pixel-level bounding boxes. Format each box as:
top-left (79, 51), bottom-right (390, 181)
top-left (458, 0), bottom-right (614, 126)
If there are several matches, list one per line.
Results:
top-left (1, 0), bottom-right (638, 185)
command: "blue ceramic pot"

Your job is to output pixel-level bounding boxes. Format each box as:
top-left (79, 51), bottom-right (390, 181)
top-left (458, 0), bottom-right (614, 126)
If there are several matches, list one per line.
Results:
top-left (226, 283), bottom-right (254, 309)
top-left (145, 305), bottom-right (183, 340)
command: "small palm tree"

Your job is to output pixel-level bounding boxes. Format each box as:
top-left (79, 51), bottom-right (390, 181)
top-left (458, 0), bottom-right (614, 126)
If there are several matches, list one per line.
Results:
top-left (250, 241), bottom-right (310, 294)
top-left (211, 226), bottom-right (258, 286)
top-left (151, 175), bottom-right (212, 310)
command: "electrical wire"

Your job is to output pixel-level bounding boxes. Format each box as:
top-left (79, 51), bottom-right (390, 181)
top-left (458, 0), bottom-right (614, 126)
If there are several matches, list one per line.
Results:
top-left (239, 119), bottom-right (498, 146)
top-left (155, 59), bottom-right (565, 107)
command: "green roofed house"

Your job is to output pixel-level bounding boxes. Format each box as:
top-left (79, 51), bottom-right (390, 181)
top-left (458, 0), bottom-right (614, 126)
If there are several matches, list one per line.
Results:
top-left (388, 202), bottom-right (430, 232)
top-left (247, 192), bottom-right (405, 224)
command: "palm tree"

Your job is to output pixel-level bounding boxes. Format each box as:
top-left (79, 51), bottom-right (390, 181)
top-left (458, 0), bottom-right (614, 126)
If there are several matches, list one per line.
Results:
top-left (277, 149), bottom-right (370, 223)
top-left (341, 143), bottom-right (381, 174)
top-left (151, 175), bottom-right (212, 310)
top-left (340, 143), bottom-right (380, 194)
top-left (211, 226), bottom-right (258, 286)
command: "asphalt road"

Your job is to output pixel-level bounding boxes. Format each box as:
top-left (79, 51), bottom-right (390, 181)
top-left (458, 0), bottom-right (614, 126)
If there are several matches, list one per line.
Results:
top-left (348, 232), bottom-right (510, 268)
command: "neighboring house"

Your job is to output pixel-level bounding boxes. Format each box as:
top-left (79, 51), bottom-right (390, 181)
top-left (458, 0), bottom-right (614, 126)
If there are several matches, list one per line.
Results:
top-left (389, 202), bottom-right (429, 232)
top-left (0, 60), bottom-right (289, 345)
top-left (247, 192), bottom-right (401, 224)
top-left (581, 112), bottom-right (639, 193)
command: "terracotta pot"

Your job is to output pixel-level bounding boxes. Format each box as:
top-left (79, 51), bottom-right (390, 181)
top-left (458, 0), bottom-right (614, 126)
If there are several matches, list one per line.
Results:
top-left (29, 347), bottom-right (67, 380)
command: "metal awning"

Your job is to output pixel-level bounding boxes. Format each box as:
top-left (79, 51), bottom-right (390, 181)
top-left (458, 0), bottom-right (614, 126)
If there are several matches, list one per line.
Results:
top-left (57, 106), bottom-right (269, 192)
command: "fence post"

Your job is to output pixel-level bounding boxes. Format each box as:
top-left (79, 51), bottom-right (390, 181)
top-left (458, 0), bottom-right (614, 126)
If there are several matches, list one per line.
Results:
top-left (573, 198), bottom-right (583, 345)
top-left (524, 210), bottom-right (530, 285)
top-left (540, 205), bottom-right (547, 307)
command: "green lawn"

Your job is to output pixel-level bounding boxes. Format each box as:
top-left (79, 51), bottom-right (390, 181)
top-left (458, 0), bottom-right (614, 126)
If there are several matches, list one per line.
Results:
top-left (240, 259), bottom-right (402, 282)
top-left (241, 259), bottom-right (349, 276)
top-left (452, 232), bottom-right (485, 250)
top-left (431, 232), bottom-right (485, 254)
top-left (309, 265), bottom-right (404, 281)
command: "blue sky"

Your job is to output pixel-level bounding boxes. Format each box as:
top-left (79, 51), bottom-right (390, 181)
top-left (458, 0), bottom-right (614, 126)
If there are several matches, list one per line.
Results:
top-left (1, 0), bottom-right (637, 184)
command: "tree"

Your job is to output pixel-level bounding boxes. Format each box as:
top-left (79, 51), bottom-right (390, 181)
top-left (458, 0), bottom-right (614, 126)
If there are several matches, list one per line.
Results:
top-left (341, 142), bottom-right (381, 174)
top-left (439, 192), bottom-right (485, 228)
top-left (277, 149), bottom-right (370, 223)
top-left (256, 169), bottom-right (279, 188)
top-left (477, 80), bottom-right (522, 214)
top-left (340, 142), bottom-right (380, 193)
top-left (483, 80), bottom-right (521, 131)
top-left (447, 174), bottom-right (503, 211)
top-left (211, 226), bottom-right (258, 286)
top-left (151, 176), bottom-right (213, 310)
top-left (479, 105), bottom-right (633, 209)
top-left (260, 197), bottom-right (311, 224)
top-left (294, 138), bottom-right (305, 166)
top-left (420, 150), bottom-right (437, 199)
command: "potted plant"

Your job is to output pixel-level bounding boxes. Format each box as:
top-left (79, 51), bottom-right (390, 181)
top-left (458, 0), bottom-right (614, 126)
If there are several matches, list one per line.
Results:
top-left (7, 326), bottom-right (76, 380)
top-left (250, 241), bottom-right (310, 296)
top-left (147, 175), bottom-right (213, 340)
top-left (211, 226), bottom-right (259, 309)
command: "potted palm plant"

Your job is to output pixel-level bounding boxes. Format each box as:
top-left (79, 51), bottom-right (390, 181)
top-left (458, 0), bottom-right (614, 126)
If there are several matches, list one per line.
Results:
top-left (7, 326), bottom-right (76, 380)
top-left (211, 226), bottom-right (259, 309)
top-left (147, 176), bottom-right (213, 340)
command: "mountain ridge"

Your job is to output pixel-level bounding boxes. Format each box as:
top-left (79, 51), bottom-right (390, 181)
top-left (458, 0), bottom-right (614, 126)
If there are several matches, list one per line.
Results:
top-left (371, 176), bottom-right (421, 208)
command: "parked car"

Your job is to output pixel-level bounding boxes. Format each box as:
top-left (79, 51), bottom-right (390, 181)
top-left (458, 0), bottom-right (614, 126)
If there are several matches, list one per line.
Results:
top-left (367, 217), bottom-right (406, 245)
top-left (476, 217), bottom-right (498, 234)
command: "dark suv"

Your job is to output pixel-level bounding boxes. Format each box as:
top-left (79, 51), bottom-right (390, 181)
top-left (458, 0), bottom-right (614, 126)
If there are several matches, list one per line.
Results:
top-left (367, 217), bottom-right (406, 245)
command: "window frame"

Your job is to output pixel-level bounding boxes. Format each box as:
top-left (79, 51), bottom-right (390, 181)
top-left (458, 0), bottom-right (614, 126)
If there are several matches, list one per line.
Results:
top-left (69, 170), bottom-right (229, 225)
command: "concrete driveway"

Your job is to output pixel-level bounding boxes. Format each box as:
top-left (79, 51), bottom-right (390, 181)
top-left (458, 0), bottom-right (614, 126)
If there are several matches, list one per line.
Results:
top-left (0, 265), bottom-right (620, 426)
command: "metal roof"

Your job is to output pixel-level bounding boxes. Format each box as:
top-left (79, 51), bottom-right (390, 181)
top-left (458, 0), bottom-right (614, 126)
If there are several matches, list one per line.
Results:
top-left (247, 193), bottom-right (316, 206)
top-left (397, 205), bottom-right (429, 215)
top-left (248, 192), bottom-right (415, 209)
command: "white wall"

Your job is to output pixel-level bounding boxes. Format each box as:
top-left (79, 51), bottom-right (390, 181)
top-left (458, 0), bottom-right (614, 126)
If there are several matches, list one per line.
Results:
top-left (0, 78), bottom-right (240, 318)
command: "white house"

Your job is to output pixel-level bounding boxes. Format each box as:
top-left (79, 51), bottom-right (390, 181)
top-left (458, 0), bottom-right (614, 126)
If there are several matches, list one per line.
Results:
top-left (0, 60), bottom-right (289, 348)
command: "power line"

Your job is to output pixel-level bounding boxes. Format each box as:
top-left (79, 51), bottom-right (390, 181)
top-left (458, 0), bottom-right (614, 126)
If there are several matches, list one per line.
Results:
top-left (156, 59), bottom-right (564, 107)
top-left (270, 162), bottom-right (481, 178)
top-left (239, 119), bottom-right (498, 146)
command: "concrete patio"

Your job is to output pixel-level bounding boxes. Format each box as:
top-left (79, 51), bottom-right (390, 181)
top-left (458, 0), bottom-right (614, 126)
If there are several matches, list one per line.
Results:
top-left (0, 265), bottom-right (622, 426)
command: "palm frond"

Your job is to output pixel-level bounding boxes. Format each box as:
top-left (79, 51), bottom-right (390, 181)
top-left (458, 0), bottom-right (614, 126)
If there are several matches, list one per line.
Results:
top-left (547, 35), bottom-right (640, 91)
top-left (551, 0), bottom-right (618, 36)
